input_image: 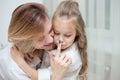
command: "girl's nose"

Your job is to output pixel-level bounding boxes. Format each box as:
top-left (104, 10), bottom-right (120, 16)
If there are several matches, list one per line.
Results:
top-left (59, 36), bottom-right (63, 43)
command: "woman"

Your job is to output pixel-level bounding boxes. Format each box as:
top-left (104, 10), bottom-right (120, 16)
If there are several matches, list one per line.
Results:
top-left (0, 2), bottom-right (72, 80)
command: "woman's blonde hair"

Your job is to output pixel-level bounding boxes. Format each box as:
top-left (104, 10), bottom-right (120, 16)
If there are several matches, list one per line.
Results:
top-left (52, 0), bottom-right (88, 79)
top-left (8, 2), bottom-right (48, 55)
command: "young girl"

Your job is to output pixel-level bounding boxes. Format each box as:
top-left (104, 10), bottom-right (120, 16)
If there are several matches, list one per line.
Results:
top-left (43, 1), bottom-right (88, 80)
top-left (12, 0), bottom-right (88, 80)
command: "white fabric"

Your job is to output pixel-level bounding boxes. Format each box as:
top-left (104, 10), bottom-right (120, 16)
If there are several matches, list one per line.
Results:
top-left (0, 44), bottom-right (50, 80)
top-left (41, 42), bottom-right (82, 80)
top-left (38, 69), bottom-right (50, 80)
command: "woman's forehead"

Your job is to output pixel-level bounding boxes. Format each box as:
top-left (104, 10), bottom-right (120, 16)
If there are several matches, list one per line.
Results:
top-left (43, 18), bottom-right (52, 34)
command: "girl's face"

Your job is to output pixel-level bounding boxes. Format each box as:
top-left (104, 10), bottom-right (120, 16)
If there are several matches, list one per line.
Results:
top-left (32, 18), bottom-right (54, 50)
top-left (53, 17), bottom-right (76, 50)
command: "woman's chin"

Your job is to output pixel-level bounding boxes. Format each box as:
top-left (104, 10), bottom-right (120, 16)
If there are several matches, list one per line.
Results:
top-left (44, 46), bottom-right (53, 50)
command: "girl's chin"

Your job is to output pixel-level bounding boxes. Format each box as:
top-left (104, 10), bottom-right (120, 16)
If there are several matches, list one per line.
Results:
top-left (61, 46), bottom-right (69, 50)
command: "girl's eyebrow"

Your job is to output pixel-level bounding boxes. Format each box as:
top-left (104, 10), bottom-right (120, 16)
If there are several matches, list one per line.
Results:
top-left (65, 32), bottom-right (72, 34)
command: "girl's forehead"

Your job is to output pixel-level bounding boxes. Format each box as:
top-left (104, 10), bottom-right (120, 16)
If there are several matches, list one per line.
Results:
top-left (53, 16), bottom-right (76, 26)
top-left (54, 16), bottom-right (75, 26)
top-left (53, 20), bottom-right (76, 33)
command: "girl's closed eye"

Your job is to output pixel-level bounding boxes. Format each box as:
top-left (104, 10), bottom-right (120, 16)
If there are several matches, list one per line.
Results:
top-left (64, 34), bottom-right (72, 37)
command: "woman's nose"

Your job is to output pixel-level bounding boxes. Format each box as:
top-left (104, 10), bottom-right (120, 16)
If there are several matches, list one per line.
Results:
top-left (47, 35), bottom-right (53, 44)
top-left (50, 30), bottom-right (54, 37)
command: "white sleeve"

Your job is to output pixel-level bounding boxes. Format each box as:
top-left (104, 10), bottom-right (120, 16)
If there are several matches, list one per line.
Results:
top-left (0, 63), bottom-right (30, 80)
top-left (38, 69), bottom-right (51, 80)
top-left (5, 69), bottom-right (31, 80)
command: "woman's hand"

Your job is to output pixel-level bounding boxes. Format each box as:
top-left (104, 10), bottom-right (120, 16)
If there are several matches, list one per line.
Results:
top-left (48, 43), bottom-right (72, 80)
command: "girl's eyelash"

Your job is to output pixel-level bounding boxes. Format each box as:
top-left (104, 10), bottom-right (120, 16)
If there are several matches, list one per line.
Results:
top-left (54, 31), bottom-right (72, 37)
top-left (65, 35), bottom-right (71, 37)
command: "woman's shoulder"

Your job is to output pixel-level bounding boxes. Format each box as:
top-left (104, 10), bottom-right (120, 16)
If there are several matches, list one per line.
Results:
top-left (0, 44), bottom-right (27, 74)
top-left (0, 44), bottom-right (16, 67)
top-left (0, 44), bottom-right (12, 59)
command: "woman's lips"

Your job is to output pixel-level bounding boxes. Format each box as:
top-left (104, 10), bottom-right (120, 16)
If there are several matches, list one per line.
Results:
top-left (44, 43), bottom-right (53, 47)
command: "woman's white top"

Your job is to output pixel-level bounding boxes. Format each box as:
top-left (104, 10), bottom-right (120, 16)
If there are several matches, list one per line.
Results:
top-left (41, 42), bottom-right (82, 80)
top-left (0, 44), bottom-right (51, 80)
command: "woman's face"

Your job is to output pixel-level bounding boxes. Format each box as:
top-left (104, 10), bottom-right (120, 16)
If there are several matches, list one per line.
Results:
top-left (33, 18), bottom-right (54, 50)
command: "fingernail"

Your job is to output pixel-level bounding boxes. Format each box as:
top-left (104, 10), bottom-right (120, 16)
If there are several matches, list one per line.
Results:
top-left (59, 40), bottom-right (61, 44)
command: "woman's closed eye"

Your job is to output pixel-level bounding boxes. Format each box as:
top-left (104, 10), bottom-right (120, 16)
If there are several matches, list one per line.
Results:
top-left (54, 31), bottom-right (60, 35)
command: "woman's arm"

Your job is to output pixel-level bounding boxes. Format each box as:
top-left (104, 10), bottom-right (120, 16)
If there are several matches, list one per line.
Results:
top-left (11, 43), bottom-right (72, 80)
top-left (19, 60), bottom-right (38, 80)
top-left (11, 46), bottom-right (38, 80)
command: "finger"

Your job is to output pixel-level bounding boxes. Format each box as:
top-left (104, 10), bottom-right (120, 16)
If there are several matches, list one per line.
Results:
top-left (12, 45), bottom-right (20, 53)
top-left (27, 54), bottom-right (34, 59)
top-left (56, 42), bottom-right (61, 57)
top-left (65, 58), bottom-right (72, 67)
top-left (13, 45), bottom-right (19, 50)
top-left (12, 45), bottom-right (24, 58)
top-left (63, 56), bottom-right (69, 63)
top-left (24, 53), bottom-right (33, 62)
top-left (47, 51), bottom-right (54, 62)
top-left (11, 46), bottom-right (18, 54)
top-left (11, 46), bottom-right (15, 51)
top-left (59, 54), bottom-right (66, 61)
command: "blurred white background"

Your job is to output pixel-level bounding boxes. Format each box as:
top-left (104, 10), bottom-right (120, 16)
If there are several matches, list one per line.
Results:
top-left (0, 0), bottom-right (120, 80)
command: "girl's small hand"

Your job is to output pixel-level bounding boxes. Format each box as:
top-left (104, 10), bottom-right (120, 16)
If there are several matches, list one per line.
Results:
top-left (48, 43), bottom-right (72, 80)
